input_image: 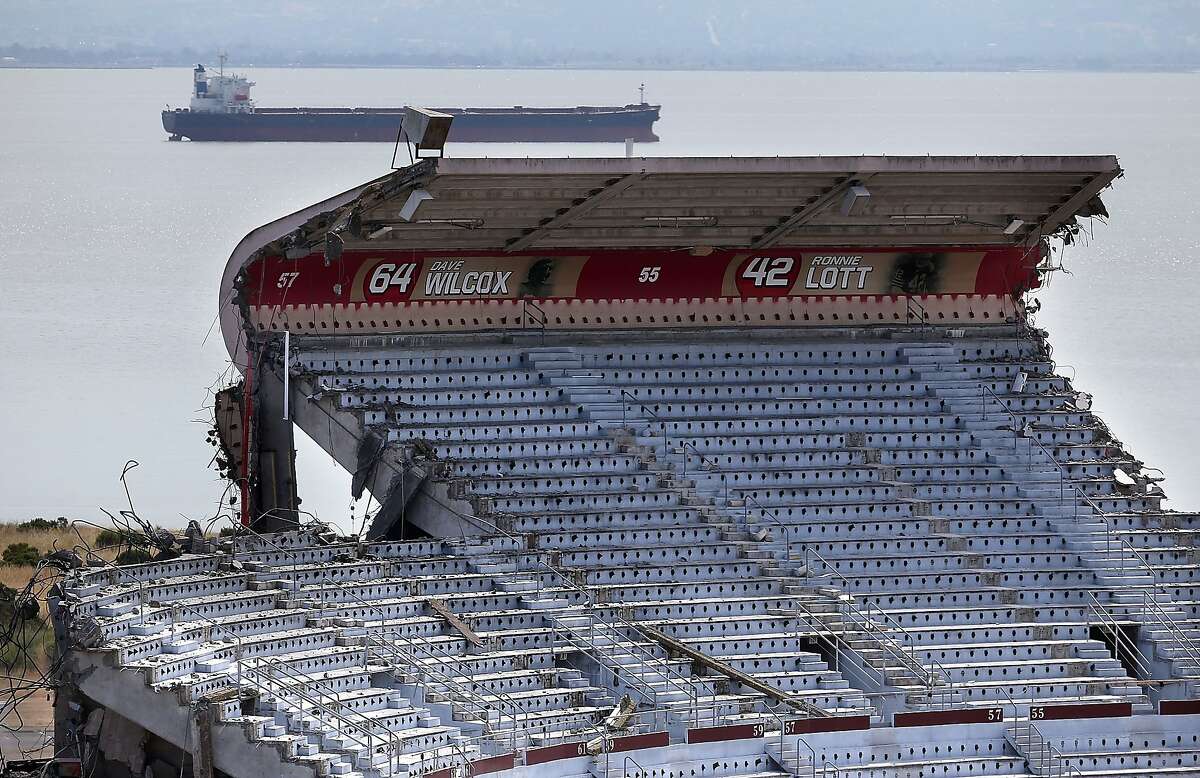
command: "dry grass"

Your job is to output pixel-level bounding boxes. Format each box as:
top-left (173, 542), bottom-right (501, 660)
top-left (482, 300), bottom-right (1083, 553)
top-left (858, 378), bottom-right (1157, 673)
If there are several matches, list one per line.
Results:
top-left (0, 523), bottom-right (106, 590)
top-left (2, 521), bottom-right (115, 729)
top-left (0, 519), bottom-right (107, 613)
top-left (0, 565), bottom-right (41, 591)
top-left (0, 522), bottom-right (103, 555)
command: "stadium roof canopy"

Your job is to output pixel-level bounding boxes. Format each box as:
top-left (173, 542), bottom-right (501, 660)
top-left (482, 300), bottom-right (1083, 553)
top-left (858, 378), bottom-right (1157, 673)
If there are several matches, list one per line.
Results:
top-left (294, 155), bottom-right (1121, 254)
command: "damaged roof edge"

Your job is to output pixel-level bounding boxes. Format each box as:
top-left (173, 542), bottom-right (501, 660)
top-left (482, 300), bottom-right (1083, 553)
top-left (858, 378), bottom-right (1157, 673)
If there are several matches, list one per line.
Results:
top-left (220, 153), bottom-right (1123, 367)
top-left (218, 168), bottom-right (429, 368)
top-left (431, 154), bottom-right (1123, 176)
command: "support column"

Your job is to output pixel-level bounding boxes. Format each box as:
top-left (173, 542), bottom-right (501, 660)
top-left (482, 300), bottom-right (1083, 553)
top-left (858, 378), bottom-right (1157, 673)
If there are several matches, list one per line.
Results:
top-left (248, 334), bottom-right (300, 531)
top-left (192, 702), bottom-right (216, 778)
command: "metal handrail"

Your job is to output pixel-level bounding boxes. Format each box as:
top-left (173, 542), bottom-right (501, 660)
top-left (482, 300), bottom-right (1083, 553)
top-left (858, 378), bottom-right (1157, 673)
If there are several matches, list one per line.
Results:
top-left (795, 540), bottom-right (850, 590)
top-left (980, 383), bottom-right (1186, 592)
top-left (270, 353), bottom-right (752, 740)
top-left (219, 519), bottom-right (527, 751)
top-left (621, 699), bottom-right (757, 736)
top-left (783, 598), bottom-right (887, 692)
top-left (649, 438), bottom-right (938, 716)
top-left (743, 493), bottom-right (795, 564)
top-left (551, 619), bottom-right (696, 713)
top-left (522, 299), bottom-right (548, 345)
top-left (789, 540), bottom-right (950, 702)
top-left (249, 652), bottom-right (403, 766)
top-left (429, 505), bottom-right (705, 722)
top-left (457, 543), bottom-right (705, 720)
top-left (979, 384), bottom-right (1200, 682)
top-left (679, 440), bottom-right (731, 505)
top-left (619, 390), bottom-right (670, 451)
top-left (537, 565), bottom-right (702, 717)
top-left (979, 384), bottom-right (1159, 582)
top-left (1136, 590), bottom-right (1200, 677)
top-left (318, 585), bottom-right (528, 745)
top-left (163, 596), bottom-right (404, 772)
top-left (1084, 591), bottom-right (1154, 680)
top-left (390, 733), bottom-right (480, 777)
top-left (664, 438), bottom-right (949, 705)
top-left (904, 295), bottom-right (930, 331)
top-left (363, 632), bottom-right (527, 750)
top-left (227, 519), bottom-right (532, 751)
top-left (837, 598), bottom-right (952, 703)
top-left (769, 709), bottom-right (816, 778)
top-left (198, 529), bottom-right (533, 772)
top-left (998, 684), bottom-right (1026, 716)
top-left (1011, 720), bottom-right (1082, 778)
top-left (672, 437), bottom-right (888, 715)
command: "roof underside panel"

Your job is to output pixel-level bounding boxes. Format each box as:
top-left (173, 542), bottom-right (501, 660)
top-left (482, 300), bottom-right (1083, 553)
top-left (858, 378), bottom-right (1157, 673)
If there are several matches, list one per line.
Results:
top-left (292, 155), bottom-right (1119, 254)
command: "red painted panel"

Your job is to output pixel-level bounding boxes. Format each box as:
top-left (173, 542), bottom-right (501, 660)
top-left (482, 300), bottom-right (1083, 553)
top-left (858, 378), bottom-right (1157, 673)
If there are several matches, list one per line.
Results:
top-left (686, 723), bottom-right (766, 744)
top-left (894, 708), bottom-right (1004, 727)
top-left (244, 246), bottom-right (1039, 308)
top-left (609, 731), bottom-right (670, 752)
top-left (423, 753), bottom-right (514, 778)
top-left (470, 754), bottom-right (516, 775)
top-left (1032, 701), bottom-right (1132, 721)
top-left (1160, 699), bottom-right (1200, 715)
top-left (783, 715), bottom-right (871, 735)
top-left (526, 741), bottom-right (589, 765)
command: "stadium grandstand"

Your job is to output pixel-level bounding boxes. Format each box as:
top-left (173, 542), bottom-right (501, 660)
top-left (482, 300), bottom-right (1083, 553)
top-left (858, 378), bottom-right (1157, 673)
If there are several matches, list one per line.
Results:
top-left (49, 152), bottom-right (1200, 778)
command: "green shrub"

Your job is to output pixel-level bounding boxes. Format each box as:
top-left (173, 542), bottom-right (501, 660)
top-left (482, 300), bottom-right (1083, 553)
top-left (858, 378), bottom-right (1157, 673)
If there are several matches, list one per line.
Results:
top-left (95, 528), bottom-right (124, 547)
top-left (16, 517), bottom-right (66, 532)
top-left (2, 542), bottom-right (41, 566)
top-left (115, 548), bottom-right (152, 565)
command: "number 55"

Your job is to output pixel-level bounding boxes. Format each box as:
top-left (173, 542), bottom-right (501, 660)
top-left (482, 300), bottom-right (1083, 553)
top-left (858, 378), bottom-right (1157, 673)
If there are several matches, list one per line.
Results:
top-left (638, 266), bottom-right (661, 283)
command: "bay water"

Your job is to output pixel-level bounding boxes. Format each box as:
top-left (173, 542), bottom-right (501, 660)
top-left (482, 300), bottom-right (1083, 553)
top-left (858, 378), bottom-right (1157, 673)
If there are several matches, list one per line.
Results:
top-left (1, 67), bottom-right (1197, 528)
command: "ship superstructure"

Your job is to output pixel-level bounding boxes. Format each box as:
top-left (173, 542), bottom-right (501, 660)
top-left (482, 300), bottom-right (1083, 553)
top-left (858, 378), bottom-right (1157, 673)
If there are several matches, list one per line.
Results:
top-left (189, 55), bottom-right (255, 114)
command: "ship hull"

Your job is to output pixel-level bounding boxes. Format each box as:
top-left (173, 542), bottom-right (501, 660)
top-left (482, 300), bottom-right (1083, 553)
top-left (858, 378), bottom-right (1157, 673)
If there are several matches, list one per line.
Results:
top-left (162, 105), bottom-right (660, 142)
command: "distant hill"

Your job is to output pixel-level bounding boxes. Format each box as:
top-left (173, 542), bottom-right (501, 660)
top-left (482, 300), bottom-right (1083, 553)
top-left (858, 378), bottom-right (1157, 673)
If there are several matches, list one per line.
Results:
top-left (3, 0), bottom-right (1199, 70)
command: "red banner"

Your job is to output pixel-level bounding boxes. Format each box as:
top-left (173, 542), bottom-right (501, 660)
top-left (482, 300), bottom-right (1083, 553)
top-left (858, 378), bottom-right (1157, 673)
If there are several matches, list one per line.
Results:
top-left (608, 732), bottom-right (670, 752)
top-left (526, 741), bottom-right (588, 765)
top-left (783, 715), bottom-right (871, 735)
top-left (1160, 699), bottom-right (1200, 715)
top-left (686, 723), bottom-right (765, 743)
top-left (894, 708), bottom-right (1004, 727)
top-left (245, 246), bottom-right (1039, 308)
top-left (1031, 702), bottom-right (1132, 721)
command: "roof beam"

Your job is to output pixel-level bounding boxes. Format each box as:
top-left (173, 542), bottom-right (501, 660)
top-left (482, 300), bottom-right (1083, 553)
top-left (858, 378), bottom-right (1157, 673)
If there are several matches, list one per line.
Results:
top-left (640, 624), bottom-right (830, 717)
top-left (426, 598), bottom-right (483, 647)
top-left (504, 172), bottom-right (648, 252)
top-left (751, 174), bottom-right (867, 249)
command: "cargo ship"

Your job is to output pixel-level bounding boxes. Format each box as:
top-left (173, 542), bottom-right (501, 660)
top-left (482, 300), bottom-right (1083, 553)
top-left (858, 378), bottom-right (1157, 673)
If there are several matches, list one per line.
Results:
top-left (162, 61), bottom-right (661, 142)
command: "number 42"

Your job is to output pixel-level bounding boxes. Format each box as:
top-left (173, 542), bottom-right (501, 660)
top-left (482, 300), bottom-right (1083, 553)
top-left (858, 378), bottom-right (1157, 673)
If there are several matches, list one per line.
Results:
top-left (742, 256), bottom-right (794, 287)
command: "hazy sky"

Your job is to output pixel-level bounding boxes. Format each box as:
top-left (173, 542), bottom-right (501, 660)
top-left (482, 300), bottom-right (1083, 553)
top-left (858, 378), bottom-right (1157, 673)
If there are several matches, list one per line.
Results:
top-left (4, 0), bottom-right (1199, 69)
